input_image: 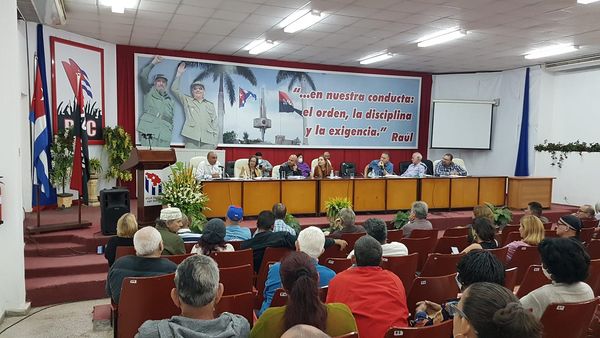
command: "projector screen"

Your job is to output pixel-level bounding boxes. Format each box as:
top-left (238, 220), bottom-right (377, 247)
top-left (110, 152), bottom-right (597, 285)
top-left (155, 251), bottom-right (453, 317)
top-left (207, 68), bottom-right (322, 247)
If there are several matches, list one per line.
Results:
top-left (430, 100), bottom-right (494, 149)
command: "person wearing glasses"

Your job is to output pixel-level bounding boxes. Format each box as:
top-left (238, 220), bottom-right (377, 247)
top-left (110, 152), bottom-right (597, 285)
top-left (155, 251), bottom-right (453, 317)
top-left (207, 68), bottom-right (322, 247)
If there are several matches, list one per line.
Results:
top-left (452, 282), bottom-right (542, 338)
top-left (434, 153), bottom-right (467, 177)
top-left (555, 214), bottom-right (582, 240)
top-left (574, 204), bottom-right (596, 220)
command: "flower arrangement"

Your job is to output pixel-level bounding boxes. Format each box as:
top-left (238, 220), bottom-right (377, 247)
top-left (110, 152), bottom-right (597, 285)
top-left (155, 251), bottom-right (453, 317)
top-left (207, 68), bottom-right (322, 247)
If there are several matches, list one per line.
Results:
top-left (103, 126), bottom-right (133, 182)
top-left (159, 162), bottom-right (209, 232)
top-left (50, 127), bottom-right (74, 195)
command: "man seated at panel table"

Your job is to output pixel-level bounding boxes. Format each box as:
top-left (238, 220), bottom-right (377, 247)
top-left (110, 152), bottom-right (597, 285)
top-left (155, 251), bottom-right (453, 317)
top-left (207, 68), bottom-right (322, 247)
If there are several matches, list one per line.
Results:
top-left (279, 154), bottom-right (303, 178)
top-left (195, 151), bottom-right (222, 181)
top-left (400, 152), bottom-right (427, 178)
top-left (364, 152), bottom-right (394, 178)
top-left (255, 151), bottom-right (273, 177)
top-left (433, 153), bottom-right (467, 177)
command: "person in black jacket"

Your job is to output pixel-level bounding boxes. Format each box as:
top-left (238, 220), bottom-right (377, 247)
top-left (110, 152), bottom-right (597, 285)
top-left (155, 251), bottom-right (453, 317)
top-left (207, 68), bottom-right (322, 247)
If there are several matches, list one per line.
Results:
top-left (104, 213), bottom-right (138, 267)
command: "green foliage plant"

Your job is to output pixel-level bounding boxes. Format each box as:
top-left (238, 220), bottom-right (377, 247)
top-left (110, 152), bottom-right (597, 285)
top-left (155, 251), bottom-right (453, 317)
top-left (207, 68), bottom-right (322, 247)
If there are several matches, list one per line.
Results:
top-left (103, 126), bottom-right (133, 182)
top-left (393, 210), bottom-right (411, 229)
top-left (50, 127), bottom-right (74, 195)
top-left (484, 202), bottom-right (513, 227)
top-left (324, 197), bottom-right (353, 229)
top-left (534, 140), bottom-right (600, 168)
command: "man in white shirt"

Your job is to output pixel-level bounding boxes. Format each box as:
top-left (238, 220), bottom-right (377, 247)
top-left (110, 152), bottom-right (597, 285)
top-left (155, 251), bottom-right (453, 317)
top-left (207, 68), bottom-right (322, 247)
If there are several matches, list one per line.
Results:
top-left (347, 218), bottom-right (408, 260)
top-left (195, 151), bottom-right (222, 181)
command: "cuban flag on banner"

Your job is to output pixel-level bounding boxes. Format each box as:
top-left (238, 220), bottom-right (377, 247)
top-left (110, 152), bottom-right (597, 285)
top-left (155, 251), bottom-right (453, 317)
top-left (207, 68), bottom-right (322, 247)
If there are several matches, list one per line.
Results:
top-left (239, 87), bottom-right (256, 108)
top-left (145, 172), bottom-right (162, 196)
top-left (61, 58), bottom-right (93, 99)
top-left (29, 58), bottom-right (51, 198)
top-left (278, 91), bottom-right (302, 116)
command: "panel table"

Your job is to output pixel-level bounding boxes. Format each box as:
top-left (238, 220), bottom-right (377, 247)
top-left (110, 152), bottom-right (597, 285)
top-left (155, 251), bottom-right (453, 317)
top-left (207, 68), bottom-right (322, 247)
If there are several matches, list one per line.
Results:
top-left (319, 179), bottom-right (354, 213)
top-left (386, 178), bottom-right (418, 210)
top-left (507, 177), bottom-right (553, 209)
top-left (281, 180), bottom-right (318, 215)
top-left (202, 181), bottom-right (242, 218)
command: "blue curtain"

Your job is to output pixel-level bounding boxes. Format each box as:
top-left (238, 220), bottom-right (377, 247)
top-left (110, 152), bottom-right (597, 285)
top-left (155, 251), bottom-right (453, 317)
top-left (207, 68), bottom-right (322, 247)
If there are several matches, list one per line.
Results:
top-left (514, 68), bottom-right (530, 176)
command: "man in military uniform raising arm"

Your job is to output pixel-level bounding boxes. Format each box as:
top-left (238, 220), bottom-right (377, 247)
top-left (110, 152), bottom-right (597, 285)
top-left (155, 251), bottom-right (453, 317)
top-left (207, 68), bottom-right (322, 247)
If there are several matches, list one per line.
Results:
top-left (138, 56), bottom-right (174, 147)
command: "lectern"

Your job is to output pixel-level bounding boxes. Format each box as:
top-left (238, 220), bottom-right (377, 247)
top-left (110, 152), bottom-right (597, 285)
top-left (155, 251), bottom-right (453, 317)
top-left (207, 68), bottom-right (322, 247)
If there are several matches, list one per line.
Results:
top-left (121, 148), bottom-right (176, 226)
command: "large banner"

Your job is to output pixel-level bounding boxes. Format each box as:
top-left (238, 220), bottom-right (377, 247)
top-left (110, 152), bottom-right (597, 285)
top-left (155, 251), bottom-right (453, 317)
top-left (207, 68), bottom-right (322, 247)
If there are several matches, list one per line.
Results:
top-left (134, 54), bottom-right (421, 149)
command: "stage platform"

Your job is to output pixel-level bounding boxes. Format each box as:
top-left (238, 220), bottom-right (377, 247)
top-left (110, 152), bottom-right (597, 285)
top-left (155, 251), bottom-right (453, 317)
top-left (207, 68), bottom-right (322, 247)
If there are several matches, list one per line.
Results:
top-left (23, 201), bottom-right (577, 306)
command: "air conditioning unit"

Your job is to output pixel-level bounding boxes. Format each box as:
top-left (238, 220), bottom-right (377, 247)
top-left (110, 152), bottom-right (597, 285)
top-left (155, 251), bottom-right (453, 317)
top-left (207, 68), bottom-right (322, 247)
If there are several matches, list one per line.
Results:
top-left (19, 0), bottom-right (66, 25)
top-left (544, 54), bottom-right (600, 73)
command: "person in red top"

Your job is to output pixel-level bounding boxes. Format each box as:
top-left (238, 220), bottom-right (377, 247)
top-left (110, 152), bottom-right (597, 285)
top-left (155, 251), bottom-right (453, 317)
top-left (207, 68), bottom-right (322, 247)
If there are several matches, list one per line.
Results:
top-left (326, 235), bottom-right (409, 338)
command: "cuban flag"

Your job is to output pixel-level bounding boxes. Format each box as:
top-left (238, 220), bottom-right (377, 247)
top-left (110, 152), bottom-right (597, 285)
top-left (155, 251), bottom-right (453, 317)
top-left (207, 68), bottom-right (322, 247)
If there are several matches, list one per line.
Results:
top-left (29, 59), bottom-right (51, 198)
top-left (278, 91), bottom-right (302, 116)
top-left (239, 87), bottom-right (256, 108)
top-left (145, 173), bottom-right (162, 196)
top-left (61, 58), bottom-right (93, 99)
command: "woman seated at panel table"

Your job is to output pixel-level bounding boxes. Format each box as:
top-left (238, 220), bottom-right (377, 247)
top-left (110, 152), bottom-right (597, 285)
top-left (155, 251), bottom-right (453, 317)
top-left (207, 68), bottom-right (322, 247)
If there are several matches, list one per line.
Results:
top-left (313, 156), bottom-right (333, 179)
top-left (296, 153), bottom-right (311, 178)
top-left (239, 155), bottom-right (262, 179)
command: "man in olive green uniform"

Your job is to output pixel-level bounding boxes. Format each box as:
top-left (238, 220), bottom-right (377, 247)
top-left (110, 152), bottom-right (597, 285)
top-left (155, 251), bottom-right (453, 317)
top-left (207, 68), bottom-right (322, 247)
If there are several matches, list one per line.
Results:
top-left (138, 56), bottom-right (174, 147)
top-left (155, 207), bottom-right (186, 255)
top-left (172, 62), bottom-right (218, 149)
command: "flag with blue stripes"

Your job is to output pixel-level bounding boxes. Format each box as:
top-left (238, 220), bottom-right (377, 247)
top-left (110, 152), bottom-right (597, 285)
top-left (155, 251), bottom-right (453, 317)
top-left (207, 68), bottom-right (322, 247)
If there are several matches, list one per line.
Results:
top-left (30, 59), bottom-right (51, 198)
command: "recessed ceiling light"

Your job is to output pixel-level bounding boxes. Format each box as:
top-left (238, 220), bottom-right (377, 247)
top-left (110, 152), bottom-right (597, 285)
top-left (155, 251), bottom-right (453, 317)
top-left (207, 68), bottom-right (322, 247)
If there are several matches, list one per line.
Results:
top-left (100, 0), bottom-right (137, 13)
top-left (524, 44), bottom-right (579, 59)
top-left (417, 27), bottom-right (467, 48)
top-left (359, 52), bottom-right (394, 65)
top-left (283, 10), bottom-right (326, 33)
top-left (248, 40), bottom-right (279, 55)
top-left (577, 0), bottom-right (600, 4)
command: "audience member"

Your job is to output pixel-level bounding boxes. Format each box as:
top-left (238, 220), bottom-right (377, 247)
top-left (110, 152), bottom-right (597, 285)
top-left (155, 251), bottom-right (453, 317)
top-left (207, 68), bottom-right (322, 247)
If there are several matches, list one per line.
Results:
top-left (313, 155), bottom-right (333, 179)
top-left (255, 151), bottom-right (273, 177)
top-left (296, 154), bottom-right (311, 178)
top-left (279, 154), bottom-right (302, 178)
top-left (555, 214), bottom-right (582, 240)
top-left (524, 201), bottom-right (550, 224)
top-left (259, 226), bottom-right (336, 316)
top-left (575, 204), bottom-right (596, 222)
top-left (504, 215), bottom-right (544, 263)
top-left (327, 236), bottom-right (409, 338)
top-left (106, 227), bottom-right (177, 303)
top-left (137, 255), bottom-right (250, 337)
top-left (462, 217), bottom-right (498, 253)
top-left (347, 218), bottom-right (408, 259)
top-left (328, 208), bottom-right (365, 239)
top-left (272, 203), bottom-right (296, 236)
top-left (156, 207), bottom-right (186, 255)
top-left (251, 252), bottom-right (357, 338)
top-left (364, 152), bottom-right (393, 177)
top-left (400, 152), bottom-right (426, 178)
top-left (402, 201), bottom-right (433, 237)
top-left (177, 213), bottom-right (202, 244)
top-left (454, 282), bottom-right (542, 338)
top-left (595, 202), bottom-right (600, 220)
top-left (434, 153), bottom-right (467, 177)
top-left (191, 219), bottom-right (234, 255)
top-left (224, 205), bottom-right (251, 241)
top-left (195, 151), bottom-right (222, 180)
top-left (472, 205), bottom-right (495, 225)
top-left (281, 324), bottom-right (330, 338)
top-left (520, 237), bottom-right (594, 320)
top-left (239, 155), bottom-right (261, 179)
top-left (104, 213), bottom-right (138, 267)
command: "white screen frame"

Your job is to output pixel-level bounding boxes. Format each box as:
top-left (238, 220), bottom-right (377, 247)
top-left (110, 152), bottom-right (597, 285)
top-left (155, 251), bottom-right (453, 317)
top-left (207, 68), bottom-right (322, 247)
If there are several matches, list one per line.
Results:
top-left (430, 100), bottom-right (495, 150)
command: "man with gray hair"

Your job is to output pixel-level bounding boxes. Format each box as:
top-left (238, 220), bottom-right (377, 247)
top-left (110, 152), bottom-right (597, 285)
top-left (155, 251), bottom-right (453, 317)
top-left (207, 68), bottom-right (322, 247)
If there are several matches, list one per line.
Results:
top-left (400, 152), bottom-right (427, 178)
top-left (195, 151), bottom-right (223, 180)
top-left (329, 207), bottom-right (366, 239)
top-left (137, 255), bottom-right (250, 337)
top-left (402, 201), bottom-right (433, 237)
top-left (258, 226), bottom-right (336, 316)
top-left (106, 226), bottom-right (177, 304)
top-left (327, 236), bottom-right (409, 338)
top-left (281, 325), bottom-right (331, 338)
top-left (347, 218), bottom-right (408, 260)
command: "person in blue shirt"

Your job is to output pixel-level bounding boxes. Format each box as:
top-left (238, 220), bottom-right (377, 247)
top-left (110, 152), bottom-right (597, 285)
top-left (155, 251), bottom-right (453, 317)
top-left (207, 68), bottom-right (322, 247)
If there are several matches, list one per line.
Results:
top-left (258, 226), bottom-right (336, 316)
top-left (223, 205), bottom-right (251, 241)
top-left (364, 152), bottom-right (394, 177)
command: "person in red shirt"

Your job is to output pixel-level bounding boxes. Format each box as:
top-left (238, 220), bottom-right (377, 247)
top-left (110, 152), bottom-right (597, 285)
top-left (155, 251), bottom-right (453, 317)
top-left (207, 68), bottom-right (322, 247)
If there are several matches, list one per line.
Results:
top-left (326, 235), bottom-right (409, 338)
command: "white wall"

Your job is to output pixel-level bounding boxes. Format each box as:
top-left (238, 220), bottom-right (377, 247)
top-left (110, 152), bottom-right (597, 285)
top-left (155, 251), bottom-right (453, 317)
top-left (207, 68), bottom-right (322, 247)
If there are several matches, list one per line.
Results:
top-left (0, 0), bottom-right (28, 317)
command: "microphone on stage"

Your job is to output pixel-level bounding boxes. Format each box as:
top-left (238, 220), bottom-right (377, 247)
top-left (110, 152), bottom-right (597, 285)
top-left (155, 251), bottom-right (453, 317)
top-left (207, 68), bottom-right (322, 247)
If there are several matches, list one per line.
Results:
top-left (218, 165), bottom-right (228, 178)
top-left (138, 132), bottom-right (155, 150)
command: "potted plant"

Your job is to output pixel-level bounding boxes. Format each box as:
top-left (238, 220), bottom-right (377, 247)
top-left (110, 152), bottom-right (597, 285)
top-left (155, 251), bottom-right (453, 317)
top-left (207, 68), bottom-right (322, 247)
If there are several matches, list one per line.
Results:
top-left (87, 157), bottom-right (103, 206)
top-left (484, 202), bottom-right (513, 228)
top-left (50, 127), bottom-right (74, 208)
top-left (392, 210), bottom-right (411, 230)
top-left (285, 213), bottom-right (301, 235)
top-left (159, 162), bottom-right (209, 233)
top-left (103, 126), bottom-right (133, 184)
top-left (324, 197), bottom-right (353, 231)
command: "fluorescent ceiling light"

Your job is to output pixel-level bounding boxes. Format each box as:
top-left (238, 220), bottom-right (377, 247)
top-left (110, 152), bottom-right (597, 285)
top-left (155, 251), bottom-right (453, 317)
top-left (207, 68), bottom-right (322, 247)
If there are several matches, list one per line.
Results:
top-left (417, 27), bottom-right (467, 47)
top-left (100, 0), bottom-right (137, 13)
top-left (279, 8), bottom-right (310, 28)
top-left (244, 39), bottom-right (266, 51)
top-left (284, 10), bottom-right (325, 33)
top-left (248, 40), bottom-right (279, 55)
top-left (577, 0), bottom-right (600, 4)
top-left (524, 44), bottom-right (579, 59)
top-left (359, 52), bottom-right (394, 65)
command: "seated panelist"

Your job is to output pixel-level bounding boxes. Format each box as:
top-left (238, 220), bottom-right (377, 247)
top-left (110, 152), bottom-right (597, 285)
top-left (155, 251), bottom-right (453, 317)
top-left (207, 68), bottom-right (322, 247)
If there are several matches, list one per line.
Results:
top-left (279, 154), bottom-right (302, 178)
top-left (313, 155), bottom-right (333, 178)
top-left (364, 152), bottom-right (393, 177)
top-left (239, 155), bottom-right (262, 179)
top-left (433, 153), bottom-right (467, 176)
top-left (400, 152), bottom-right (427, 178)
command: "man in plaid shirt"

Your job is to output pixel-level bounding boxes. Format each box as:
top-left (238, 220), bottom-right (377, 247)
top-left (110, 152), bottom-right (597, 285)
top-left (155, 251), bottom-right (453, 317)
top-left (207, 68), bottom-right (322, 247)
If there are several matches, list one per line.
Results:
top-left (434, 153), bottom-right (467, 176)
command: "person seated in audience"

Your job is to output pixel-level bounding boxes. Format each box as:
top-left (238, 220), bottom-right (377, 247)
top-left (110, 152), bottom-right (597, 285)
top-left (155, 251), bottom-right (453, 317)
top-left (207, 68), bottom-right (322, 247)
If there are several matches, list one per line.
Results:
top-left (104, 213), bottom-right (138, 267)
top-left (328, 208), bottom-right (366, 239)
top-left (296, 153), bottom-right (311, 178)
top-left (137, 255), bottom-right (250, 338)
top-left (574, 204), bottom-right (596, 220)
top-left (223, 205), bottom-right (251, 241)
top-left (251, 251), bottom-right (357, 338)
top-left (239, 155), bottom-right (262, 179)
top-left (327, 236), bottom-right (409, 338)
top-left (413, 250), bottom-right (505, 326)
top-left (241, 211), bottom-right (346, 273)
top-left (555, 214), bottom-right (582, 240)
top-left (400, 152), bottom-right (427, 178)
top-left (259, 226), bottom-right (336, 316)
top-left (595, 202), bottom-right (600, 220)
top-left (106, 226), bottom-right (177, 304)
top-left (273, 203), bottom-right (296, 236)
top-left (156, 207), bottom-right (186, 255)
top-left (255, 151), bottom-right (273, 177)
top-left (472, 204), bottom-right (495, 225)
top-left (454, 282), bottom-right (542, 338)
top-left (434, 153), bottom-right (467, 177)
top-left (364, 152), bottom-right (393, 177)
top-left (195, 151), bottom-right (222, 180)
top-left (177, 214), bottom-right (202, 244)
top-left (462, 217), bottom-right (498, 253)
top-left (191, 218), bottom-right (234, 255)
top-left (279, 154), bottom-right (303, 178)
top-left (504, 215), bottom-right (545, 263)
top-left (520, 237), bottom-right (594, 320)
top-left (313, 155), bottom-right (333, 179)
top-left (347, 218), bottom-right (408, 259)
top-left (524, 201), bottom-right (550, 224)
top-left (402, 201), bottom-right (433, 237)
top-left (281, 324), bottom-right (331, 338)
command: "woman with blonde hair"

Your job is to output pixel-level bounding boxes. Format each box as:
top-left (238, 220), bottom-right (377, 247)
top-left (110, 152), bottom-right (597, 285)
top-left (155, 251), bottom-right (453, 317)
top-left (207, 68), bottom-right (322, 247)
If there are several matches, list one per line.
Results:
top-left (504, 215), bottom-right (544, 263)
top-left (312, 155), bottom-right (333, 179)
top-left (104, 213), bottom-right (138, 266)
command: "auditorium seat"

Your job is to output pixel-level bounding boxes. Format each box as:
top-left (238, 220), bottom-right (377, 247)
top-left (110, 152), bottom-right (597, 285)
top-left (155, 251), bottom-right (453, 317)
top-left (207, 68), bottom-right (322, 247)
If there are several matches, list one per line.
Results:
top-left (385, 320), bottom-right (453, 338)
top-left (442, 227), bottom-right (469, 237)
top-left (115, 246), bottom-right (136, 260)
top-left (543, 222), bottom-right (553, 230)
top-left (487, 246), bottom-right (509, 265)
top-left (580, 227), bottom-right (595, 244)
top-left (270, 288), bottom-right (287, 307)
top-left (258, 247), bottom-right (293, 279)
top-left (504, 267), bottom-right (518, 292)
top-left (272, 165), bottom-right (281, 178)
top-left (335, 332), bottom-right (359, 338)
top-left (215, 292), bottom-right (254, 326)
top-left (225, 161), bottom-right (235, 178)
top-left (339, 232), bottom-right (366, 251)
top-left (162, 253), bottom-right (194, 265)
top-left (587, 239), bottom-right (600, 260)
top-left (515, 265), bottom-right (550, 298)
top-left (340, 162), bottom-right (356, 178)
top-left (398, 161), bottom-right (411, 175)
top-left (407, 273), bottom-right (460, 311)
top-left (410, 229), bottom-right (439, 239)
top-left (255, 260), bottom-right (277, 309)
top-left (226, 241), bottom-right (243, 250)
top-left (586, 259), bottom-right (600, 296)
top-left (219, 264), bottom-right (253, 296)
top-left (184, 242), bottom-right (195, 253)
top-left (210, 248), bottom-right (253, 270)
top-left (540, 297), bottom-right (600, 338)
top-left (387, 229), bottom-right (403, 242)
top-left (502, 231), bottom-right (521, 247)
top-left (319, 245), bottom-right (349, 265)
top-left (189, 156), bottom-right (204, 173)
top-left (507, 246), bottom-right (541, 284)
top-left (323, 258), bottom-right (352, 274)
top-left (433, 235), bottom-right (469, 253)
top-left (233, 158), bottom-right (249, 178)
top-left (422, 159), bottom-right (434, 176)
top-left (544, 229), bottom-right (559, 239)
top-left (499, 225), bottom-right (520, 246)
top-left (420, 252), bottom-right (465, 277)
top-left (582, 219), bottom-right (599, 228)
top-left (381, 253), bottom-right (419, 292)
top-left (401, 237), bottom-right (437, 271)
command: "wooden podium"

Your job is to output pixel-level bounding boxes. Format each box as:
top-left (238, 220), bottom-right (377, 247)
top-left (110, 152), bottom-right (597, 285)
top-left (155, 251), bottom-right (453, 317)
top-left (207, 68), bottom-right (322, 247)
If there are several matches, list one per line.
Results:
top-left (121, 148), bottom-right (176, 226)
top-left (507, 176), bottom-right (554, 209)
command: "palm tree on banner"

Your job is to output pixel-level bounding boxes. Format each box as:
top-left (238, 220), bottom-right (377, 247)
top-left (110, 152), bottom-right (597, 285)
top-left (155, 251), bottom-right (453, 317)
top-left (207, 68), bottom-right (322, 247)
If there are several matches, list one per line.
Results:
top-left (189, 63), bottom-right (257, 143)
top-left (276, 71), bottom-right (316, 145)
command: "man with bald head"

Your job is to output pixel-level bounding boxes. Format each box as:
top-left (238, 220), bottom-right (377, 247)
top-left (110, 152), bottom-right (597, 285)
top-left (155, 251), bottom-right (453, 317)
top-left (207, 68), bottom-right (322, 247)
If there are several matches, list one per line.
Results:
top-left (401, 152), bottom-right (427, 177)
top-left (279, 154), bottom-right (302, 178)
top-left (195, 151), bottom-right (223, 180)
